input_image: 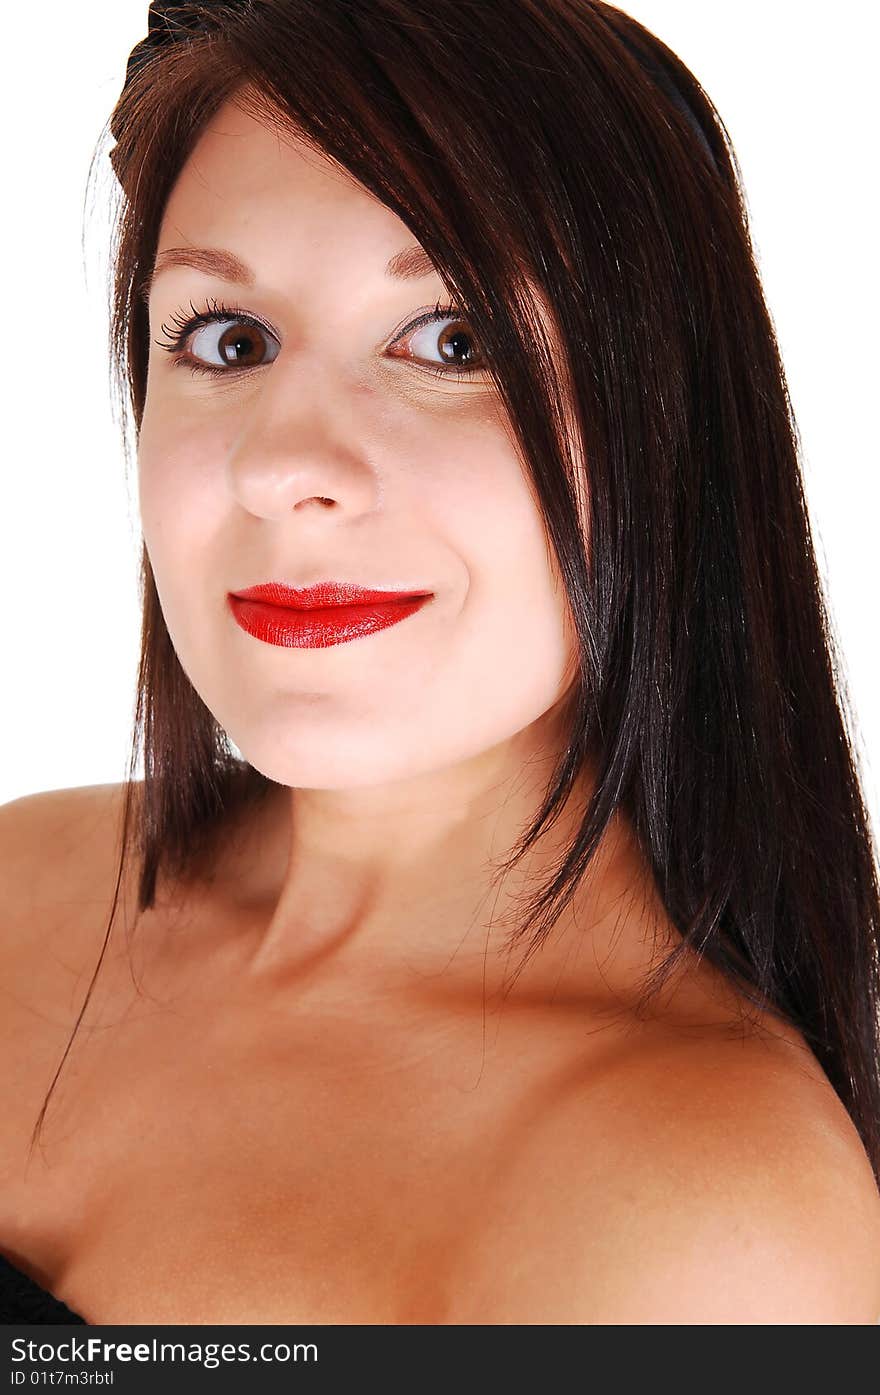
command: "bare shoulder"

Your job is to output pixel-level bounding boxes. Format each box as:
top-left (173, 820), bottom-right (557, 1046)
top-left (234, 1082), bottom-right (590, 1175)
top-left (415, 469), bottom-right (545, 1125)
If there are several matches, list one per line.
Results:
top-left (0, 782), bottom-right (135, 1013)
top-left (0, 780), bottom-right (132, 874)
top-left (479, 1024), bottom-right (880, 1324)
top-left (606, 1033), bottom-right (880, 1323)
top-left (0, 780), bottom-right (134, 899)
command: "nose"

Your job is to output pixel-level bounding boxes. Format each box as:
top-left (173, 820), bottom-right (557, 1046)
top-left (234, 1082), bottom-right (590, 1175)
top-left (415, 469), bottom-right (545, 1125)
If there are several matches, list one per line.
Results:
top-left (225, 357), bottom-right (379, 523)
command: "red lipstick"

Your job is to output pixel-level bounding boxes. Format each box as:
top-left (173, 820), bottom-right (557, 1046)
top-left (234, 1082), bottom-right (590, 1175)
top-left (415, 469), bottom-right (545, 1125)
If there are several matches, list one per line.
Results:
top-left (228, 581), bottom-right (432, 649)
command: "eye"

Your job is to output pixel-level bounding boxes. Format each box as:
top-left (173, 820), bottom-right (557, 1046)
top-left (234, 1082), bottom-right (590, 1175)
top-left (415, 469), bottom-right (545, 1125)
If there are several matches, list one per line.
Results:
top-left (388, 301), bottom-right (488, 377)
top-left (155, 298), bottom-right (281, 377)
top-left (188, 318), bottom-right (280, 370)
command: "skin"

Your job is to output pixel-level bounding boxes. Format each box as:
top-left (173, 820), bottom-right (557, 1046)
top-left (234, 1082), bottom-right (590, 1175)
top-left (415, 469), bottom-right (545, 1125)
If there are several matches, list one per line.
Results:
top-left (2, 93), bottom-right (879, 1324)
top-left (136, 92), bottom-right (666, 1010)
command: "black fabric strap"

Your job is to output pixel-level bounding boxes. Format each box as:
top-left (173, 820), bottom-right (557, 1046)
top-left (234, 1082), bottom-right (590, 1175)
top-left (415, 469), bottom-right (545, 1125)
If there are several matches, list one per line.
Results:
top-left (0, 1253), bottom-right (86, 1325)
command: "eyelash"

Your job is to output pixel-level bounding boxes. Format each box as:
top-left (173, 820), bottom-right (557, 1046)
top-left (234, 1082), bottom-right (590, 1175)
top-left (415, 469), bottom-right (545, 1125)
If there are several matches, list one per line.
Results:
top-left (153, 296), bottom-right (484, 381)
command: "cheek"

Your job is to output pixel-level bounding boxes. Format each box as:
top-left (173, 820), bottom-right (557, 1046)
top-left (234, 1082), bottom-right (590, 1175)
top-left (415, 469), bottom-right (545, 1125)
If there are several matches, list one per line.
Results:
top-left (136, 408), bottom-right (239, 677)
top-left (409, 411), bottom-right (578, 722)
top-left (137, 410), bottom-right (229, 560)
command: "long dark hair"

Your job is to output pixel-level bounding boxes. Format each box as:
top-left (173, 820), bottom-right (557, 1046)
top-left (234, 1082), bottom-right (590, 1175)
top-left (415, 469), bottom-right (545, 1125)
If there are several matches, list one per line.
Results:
top-left (30, 0), bottom-right (880, 1186)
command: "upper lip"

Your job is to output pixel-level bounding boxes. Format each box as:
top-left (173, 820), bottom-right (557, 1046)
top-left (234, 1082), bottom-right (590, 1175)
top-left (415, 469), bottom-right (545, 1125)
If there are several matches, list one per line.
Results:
top-left (230, 581), bottom-right (433, 610)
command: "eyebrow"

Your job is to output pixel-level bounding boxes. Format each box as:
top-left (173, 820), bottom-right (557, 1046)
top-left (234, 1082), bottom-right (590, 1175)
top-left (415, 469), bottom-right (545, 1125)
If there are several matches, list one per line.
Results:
top-left (139, 242), bottom-right (439, 303)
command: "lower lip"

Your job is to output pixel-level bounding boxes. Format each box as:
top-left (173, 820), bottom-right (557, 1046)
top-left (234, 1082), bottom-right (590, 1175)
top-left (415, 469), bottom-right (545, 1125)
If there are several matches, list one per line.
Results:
top-left (228, 594), bottom-right (431, 648)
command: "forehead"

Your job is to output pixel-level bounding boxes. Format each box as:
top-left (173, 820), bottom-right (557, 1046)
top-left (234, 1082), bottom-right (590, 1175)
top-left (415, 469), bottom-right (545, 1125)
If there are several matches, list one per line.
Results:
top-left (155, 96), bottom-right (420, 285)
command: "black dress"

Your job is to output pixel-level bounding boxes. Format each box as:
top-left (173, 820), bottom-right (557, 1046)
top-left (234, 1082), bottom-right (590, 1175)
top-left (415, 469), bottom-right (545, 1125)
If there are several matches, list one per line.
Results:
top-left (0, 1253), bottom-right (86, 1323)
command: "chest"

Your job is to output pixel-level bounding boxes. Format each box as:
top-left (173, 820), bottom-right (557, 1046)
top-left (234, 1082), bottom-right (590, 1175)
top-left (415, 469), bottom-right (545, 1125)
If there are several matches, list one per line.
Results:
top-left (3, 978), bottom-right (626, 1324)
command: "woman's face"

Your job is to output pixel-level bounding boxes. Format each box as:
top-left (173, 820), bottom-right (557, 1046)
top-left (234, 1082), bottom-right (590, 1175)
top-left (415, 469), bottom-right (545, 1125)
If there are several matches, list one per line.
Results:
top-left (138, 96), bottom-right (579, 790)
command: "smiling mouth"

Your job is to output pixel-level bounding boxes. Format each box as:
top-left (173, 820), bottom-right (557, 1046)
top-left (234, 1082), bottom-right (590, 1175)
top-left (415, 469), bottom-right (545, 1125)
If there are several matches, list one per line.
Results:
top-left (227, 590), bottom-right (432, 648)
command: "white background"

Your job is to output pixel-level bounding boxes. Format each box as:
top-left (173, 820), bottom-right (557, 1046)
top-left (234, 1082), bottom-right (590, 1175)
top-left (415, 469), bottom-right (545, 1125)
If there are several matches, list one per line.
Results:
top-left (3, 1), bottom-right (877, 842)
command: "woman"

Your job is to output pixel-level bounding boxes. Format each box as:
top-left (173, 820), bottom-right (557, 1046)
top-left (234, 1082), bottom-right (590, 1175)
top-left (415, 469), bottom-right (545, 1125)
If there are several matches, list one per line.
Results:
top-left (1, 0), bottom-right (879, 1325)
